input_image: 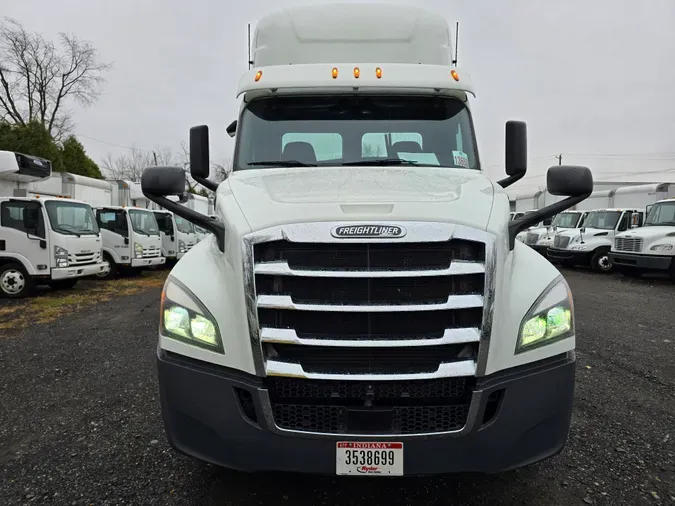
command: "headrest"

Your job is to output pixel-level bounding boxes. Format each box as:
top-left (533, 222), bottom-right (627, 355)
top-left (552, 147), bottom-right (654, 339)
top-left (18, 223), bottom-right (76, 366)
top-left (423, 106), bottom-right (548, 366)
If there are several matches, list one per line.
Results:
top-left (282, 141), bottom-right (317, 164)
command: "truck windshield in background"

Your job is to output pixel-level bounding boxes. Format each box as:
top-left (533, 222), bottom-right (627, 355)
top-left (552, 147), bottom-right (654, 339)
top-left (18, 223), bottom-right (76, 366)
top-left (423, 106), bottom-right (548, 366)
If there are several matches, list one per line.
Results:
top-left (174, 215), bottom-right (195, 234)
top-left (552, 212), bottom-right (582, 228)
top-left (234, 95), bottom-right (479, 170)
top-left (45, 201), bottom-right (99, 235)
top-left (644, 201), bottom-right (675, 226)
top-left (128, 209), bottom-right (160, 236)
top-left (583, 211), bottom-right (621, 230)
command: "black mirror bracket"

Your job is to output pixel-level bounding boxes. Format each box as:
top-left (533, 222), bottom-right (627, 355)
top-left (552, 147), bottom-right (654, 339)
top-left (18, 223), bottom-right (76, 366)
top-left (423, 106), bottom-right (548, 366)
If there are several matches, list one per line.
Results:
top-left (143, 192), bottom-right (225, 252)
top-left (497, 172), bottom-right (525, 189)
top-left (508, 193), bottom-right (591, 250)
top-left (194, 175), bottom-right (220, 191)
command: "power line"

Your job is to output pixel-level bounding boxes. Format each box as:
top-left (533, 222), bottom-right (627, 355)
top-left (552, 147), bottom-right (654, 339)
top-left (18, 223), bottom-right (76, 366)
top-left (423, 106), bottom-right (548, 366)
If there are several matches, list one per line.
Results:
top-left (75, 133), bottom-right (154, 153)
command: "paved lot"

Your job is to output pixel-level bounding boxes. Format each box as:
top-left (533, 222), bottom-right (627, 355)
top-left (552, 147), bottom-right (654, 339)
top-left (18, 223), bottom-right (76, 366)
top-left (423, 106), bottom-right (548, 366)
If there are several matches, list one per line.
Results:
top-left (0, 269), bottom-right (673, 505)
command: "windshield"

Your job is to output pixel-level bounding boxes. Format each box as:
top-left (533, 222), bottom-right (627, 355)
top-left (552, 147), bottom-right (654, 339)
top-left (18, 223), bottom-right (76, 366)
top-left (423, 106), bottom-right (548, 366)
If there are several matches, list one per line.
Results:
top-left (552, 212), bottom-right (581, 228)
top-left (644, 201), bottom-right (675, 226)
top-left (45, 201), bottom-right (99, 235)
top-left (234, 95), bottom-right (479, 170)
top-left (175, 215), bottom-right (195, 234)
top-left (582, 211), bottom-right (621, 230)
top-left (128, 209), bottom-right (160, 236)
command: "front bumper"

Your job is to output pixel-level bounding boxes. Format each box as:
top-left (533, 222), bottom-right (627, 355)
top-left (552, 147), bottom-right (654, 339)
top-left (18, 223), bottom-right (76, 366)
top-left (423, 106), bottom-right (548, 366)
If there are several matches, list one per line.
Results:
top-left (530, 244), bottom-right (550, 255)
top-left (131, 256), bottom-right (166, 268)
top-left (157, 348), bottom-right (576, 476)
top-left (609, 251), bottom-right (673, 271)
top-left (52, 262), bottom-right (108, 280)
top-left (547, 247), bottom-right (591, 264)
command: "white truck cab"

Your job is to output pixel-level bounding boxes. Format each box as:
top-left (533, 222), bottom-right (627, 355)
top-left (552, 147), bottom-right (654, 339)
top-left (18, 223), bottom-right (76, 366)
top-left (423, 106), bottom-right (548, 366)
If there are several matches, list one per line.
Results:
top-left (153, 210), bottom-right (197, 261)
top-left (523, 210), bottom-right (588, 255)
top-left (514, 209), bottom-right (552, 243)
top-left (547, 208), bottom-right (643, 272)
top-left (610, 197), bottom-right (675, 279)
top-left (94, 206), bottom-right (165, 278)
top-left (0, 151), bottom-right (107, 297)
top-left (138, 3), bottom-right (595, 476)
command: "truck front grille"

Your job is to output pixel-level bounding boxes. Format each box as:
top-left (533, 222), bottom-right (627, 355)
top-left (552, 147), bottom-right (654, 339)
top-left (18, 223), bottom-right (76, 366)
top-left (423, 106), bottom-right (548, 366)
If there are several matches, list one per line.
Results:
top-left (142, 248), bottom-right (161, 258)
top-left (246, 223), bottom-right (492, 436)
top-left (553, 235), bottom-right (570, 249)
top-left (268, 377), bottom-right (472, 434)
top-left (525, 232), bottom-right (539, 245)
top-left (614, 237), bottom-right (643, 253)
top-left (68, 252), bottom-right (99, 266)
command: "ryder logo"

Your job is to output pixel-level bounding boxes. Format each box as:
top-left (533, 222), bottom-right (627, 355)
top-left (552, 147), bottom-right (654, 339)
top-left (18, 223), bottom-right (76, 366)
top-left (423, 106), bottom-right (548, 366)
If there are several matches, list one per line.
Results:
top-left (331, 224), bottom-right (406, 239)
top-left (356, 466), bottom-right (382, 474)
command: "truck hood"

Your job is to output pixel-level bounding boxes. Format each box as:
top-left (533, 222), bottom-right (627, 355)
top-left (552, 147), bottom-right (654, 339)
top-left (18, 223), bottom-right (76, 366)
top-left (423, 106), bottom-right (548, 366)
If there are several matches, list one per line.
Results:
top-left (616, 226), bottom-right (675, 240)
top-left (558, 227), bottom-right (611, 238)
top-left (63, 234), bottom-right (102, 254)
top-left (226, 167), bottom-right (496, 231)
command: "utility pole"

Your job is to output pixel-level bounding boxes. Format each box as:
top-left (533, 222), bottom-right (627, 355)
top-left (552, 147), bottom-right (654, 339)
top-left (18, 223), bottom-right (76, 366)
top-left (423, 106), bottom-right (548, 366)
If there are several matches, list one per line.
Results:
top-left (555, 154), bottom-right (562, 165)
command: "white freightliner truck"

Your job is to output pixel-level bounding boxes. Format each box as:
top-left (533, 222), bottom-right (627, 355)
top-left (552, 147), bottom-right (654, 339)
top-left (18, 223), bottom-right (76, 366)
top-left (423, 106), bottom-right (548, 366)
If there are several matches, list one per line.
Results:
top-left (547, 208), bottom-right (643, 272)
top-left (522, 210), bottom-right (588, 256)
top-left (140, 4), bottom-right (594, 476)
top-left (0, 151), bottom-right (108, 297)
top-left (610, 196), bottom-right (675, 279)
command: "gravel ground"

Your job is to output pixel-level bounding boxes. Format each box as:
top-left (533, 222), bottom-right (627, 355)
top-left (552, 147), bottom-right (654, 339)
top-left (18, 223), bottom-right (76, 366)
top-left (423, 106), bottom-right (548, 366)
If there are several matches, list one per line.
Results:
top-left (0, 269), bottom-right (674, 505)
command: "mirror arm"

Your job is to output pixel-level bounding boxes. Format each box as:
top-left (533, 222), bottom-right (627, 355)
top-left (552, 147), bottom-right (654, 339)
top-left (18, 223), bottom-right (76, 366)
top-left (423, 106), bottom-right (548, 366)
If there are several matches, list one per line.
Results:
top-left (194, 175), bottom-right (220, 192)
top-left (508, 192), bottom-right (591, 250)
top-left (143, 192), bottom-right (225, 251)
top-left (497, 172), bottom-right (525, 189)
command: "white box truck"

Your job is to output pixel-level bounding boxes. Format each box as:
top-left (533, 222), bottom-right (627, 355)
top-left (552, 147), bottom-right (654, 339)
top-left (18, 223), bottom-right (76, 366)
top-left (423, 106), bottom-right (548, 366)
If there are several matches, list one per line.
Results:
top-left (610, 192), bottom-right (675, 279)
top-left (0, 151), bottom-right (108, 297)
top-left (139, 4), bottom-right (595, 476)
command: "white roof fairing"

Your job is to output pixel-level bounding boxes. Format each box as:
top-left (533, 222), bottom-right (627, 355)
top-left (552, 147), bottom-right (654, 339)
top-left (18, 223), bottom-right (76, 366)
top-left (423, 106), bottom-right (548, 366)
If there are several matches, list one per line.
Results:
top-left (252, 4), bottom-right (455, 67)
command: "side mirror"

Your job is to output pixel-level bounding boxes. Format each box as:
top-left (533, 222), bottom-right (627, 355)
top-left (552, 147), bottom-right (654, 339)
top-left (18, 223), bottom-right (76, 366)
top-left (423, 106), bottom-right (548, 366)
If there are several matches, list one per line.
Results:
top-left (190, 125), bottom-right (210, 179)
top-left (542, 217), bottom-right (553, 227)
top-left (226, 120), bottom-right (237, 138)
top-left (508, 164), bottom-right (593, 250)
top-left (189, 125), bottom-right (220, 191)
top-left (497, 121), bottom-right (527, 188)
top-left (141, 166), bottom-right (186, 197)
top-left (630, 212), bottom-right (641, 228)
top-left (547, 165), bottom-right (593, 197)
top-left (23, 205), bottom-right (40, 231)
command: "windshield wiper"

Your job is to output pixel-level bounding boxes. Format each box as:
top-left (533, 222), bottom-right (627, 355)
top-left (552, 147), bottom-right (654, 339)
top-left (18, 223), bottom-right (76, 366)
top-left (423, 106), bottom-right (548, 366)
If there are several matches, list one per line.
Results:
top-left (341, 158), bottom-right (418, 166)
top-left (53, 227), bottom-right (79, 237)
top-left (247, 160), bottom-right (316, 167)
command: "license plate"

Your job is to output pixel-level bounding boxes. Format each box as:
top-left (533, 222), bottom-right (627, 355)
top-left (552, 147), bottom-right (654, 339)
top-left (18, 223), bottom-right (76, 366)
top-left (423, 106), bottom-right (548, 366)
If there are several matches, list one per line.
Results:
top-left (336, 442), bottom-right (403, 476)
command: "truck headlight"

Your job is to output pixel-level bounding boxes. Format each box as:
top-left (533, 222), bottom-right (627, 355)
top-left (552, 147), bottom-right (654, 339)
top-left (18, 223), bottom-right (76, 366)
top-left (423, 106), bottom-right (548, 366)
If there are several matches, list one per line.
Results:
top-left (178, 240), bottom-right (187, 253)
top-left (134, 242), bottom-right (144, 258)
top-left (54, 246), bottom-right (69, 268)
top-left (516, 276), bottom-right (573, 354)
top-left (650, 244), bottom-right (673, 252)
top-left (160, 277), bottom-right (223, 352)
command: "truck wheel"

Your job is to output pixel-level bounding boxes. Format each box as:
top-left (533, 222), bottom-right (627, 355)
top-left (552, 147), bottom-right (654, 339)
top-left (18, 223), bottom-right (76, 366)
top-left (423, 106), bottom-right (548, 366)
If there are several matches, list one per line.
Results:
top-left (591, 249), bottom-right (613, 273)
top-left (0, 263), bottom-right (36, 298)
top-left (48, 279), bottom-right (79, 290)
top-left (95, 254), bottom-right (117, 280)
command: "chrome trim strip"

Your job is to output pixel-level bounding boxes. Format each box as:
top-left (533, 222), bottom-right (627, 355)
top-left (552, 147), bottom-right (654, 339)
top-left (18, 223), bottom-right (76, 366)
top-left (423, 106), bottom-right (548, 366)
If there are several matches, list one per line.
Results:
top-left (254, 260), bottom-right (485, 277)
top-left (257, 294), bottom-right (484, 312)
top-left (260, 326), bottom-right (481, 347)
top-left (475, 234), bottom-right (496, 376)
top-left (258, 388), bottom-right (485, 439)
top-left (265, 359), bottom-right (477, 380)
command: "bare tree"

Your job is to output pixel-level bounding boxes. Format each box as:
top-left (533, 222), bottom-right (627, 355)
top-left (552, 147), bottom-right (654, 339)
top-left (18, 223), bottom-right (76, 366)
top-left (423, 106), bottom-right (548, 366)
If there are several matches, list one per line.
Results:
top-left (212, 159), bottom-right (231, 183)
top-left (0, 18), bottom-right (111, 139)
top-left (101, 148), bottom-right (154, 181)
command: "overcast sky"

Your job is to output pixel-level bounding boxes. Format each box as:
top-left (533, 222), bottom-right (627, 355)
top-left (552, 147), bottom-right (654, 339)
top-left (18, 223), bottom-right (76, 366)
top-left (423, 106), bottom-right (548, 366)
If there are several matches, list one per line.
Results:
top-left (4, 0), bottom-right (675, 191)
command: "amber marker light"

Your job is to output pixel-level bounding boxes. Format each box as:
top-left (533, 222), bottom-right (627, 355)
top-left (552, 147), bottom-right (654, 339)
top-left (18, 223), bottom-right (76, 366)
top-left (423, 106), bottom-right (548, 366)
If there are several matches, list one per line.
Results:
top-left (353, 67), bottom-right (360, 78)
top-left (375, 67), bottom-right (382, 78)
top-left (332, 67), bottom-right (338, 79)
top-left (254, 70), bottom-right (263, 82)
top-left (451, 69), bottom-right (459, 81)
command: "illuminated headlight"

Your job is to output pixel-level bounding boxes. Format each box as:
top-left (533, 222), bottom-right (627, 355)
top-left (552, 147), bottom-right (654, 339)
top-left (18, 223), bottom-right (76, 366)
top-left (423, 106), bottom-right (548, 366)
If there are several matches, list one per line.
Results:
top-left (650, 244), bottom-right (673, 252)
top-left (134, 242), bottom-right (143, 258)
top-left (517, 276), bottom-right (574, 354)
top-left (569, 244), bottom-right (589, 251)
top-left (160, 277), bottom-right (222, 352)
top-left (178, 240), bottom-right (187, 253)
top-left (54, 246), bottom-right (69, 268)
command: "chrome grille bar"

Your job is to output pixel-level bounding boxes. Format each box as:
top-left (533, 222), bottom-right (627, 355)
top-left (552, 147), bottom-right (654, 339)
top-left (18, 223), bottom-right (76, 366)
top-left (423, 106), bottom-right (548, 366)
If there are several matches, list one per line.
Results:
top-left (257, 294), bottom-right (484, 312)
top-left (254, 260), bottom-right (485, 277)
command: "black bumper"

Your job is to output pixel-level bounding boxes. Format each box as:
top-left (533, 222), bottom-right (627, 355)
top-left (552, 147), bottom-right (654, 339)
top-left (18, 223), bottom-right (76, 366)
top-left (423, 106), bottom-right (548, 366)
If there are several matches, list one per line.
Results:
top-left (157, 348), bottom-right (576, 476)
top-left (547, 247), bottom-right (590, 264)
top-left (530, 244), bottom-right (550, 256)
top-left (609, 251), bottom-right (673, 272)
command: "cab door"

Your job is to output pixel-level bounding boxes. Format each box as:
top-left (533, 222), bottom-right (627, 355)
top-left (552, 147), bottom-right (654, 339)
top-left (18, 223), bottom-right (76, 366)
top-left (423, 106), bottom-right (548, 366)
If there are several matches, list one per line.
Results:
top-left (0, 200), bottom-right (50, 275)
top-left (96, 208), bottom-right (129, 263)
